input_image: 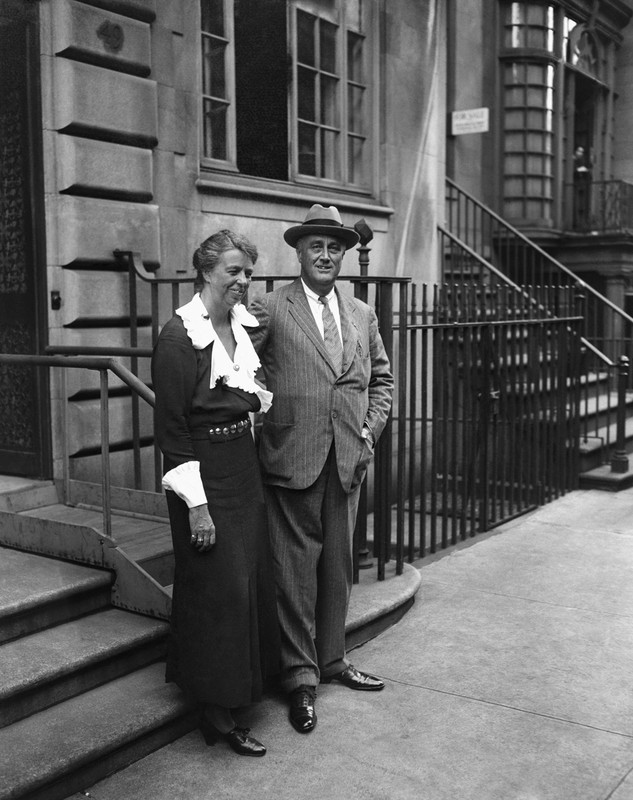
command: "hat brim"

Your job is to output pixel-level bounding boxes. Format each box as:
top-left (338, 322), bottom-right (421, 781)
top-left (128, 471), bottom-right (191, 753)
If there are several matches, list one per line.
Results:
top-left (283, 223), bottom-right (360, 249)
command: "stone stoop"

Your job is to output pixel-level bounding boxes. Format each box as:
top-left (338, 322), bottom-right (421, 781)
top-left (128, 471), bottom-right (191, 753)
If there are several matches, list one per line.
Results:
top-left (0, 547), bottom-right (196, 800)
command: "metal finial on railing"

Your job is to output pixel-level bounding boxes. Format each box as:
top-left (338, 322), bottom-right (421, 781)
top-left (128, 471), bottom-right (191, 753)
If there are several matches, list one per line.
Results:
top-left (354, 218), bottom-right (373, 278)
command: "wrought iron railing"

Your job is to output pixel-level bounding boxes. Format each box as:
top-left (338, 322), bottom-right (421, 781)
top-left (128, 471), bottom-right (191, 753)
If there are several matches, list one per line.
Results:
top-left (394, 286), bottom-right (583, 558)
top-left (444, 178), bottom-right (633, 471)
top-left (2, 274), bottom-right (592, 590)
top-left (563, 179), bottom-right (633, 233)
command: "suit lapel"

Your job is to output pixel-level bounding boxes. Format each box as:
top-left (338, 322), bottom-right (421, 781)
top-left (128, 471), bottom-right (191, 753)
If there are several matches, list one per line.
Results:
top-left (337, 289), bottom-right (359, 375)
top-left (287, 279), bottom-right (332, 366)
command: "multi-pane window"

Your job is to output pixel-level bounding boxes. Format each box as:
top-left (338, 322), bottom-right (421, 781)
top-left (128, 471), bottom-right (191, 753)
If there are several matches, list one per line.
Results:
top-left (501, 2), bottom-right (556, 224)
top-left (503, 2), bottom-right (555, 51)
top-left (200, 0), bottom-right (234, 164)
top-left (502, 61), bottom-right (555, 221)
top-left (293, 2), bottom-right (371, 188)
top-left (199, 0), bottom-right (375, 192)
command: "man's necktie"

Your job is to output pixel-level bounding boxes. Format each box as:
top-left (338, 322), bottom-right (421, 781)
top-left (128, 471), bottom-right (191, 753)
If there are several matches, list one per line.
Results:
top-left (318, 295), bottom-right (343, 374)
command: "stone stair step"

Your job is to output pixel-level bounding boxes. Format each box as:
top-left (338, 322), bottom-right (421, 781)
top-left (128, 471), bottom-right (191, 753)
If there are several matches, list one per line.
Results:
top-left (0, 608), bottom-right (169, 727)
top-left (0, 548), bottom-right (112, 644)
top-left (0, 480), bottom-right (59, 513)
top-left (0, 663), bottom-right (196, 800)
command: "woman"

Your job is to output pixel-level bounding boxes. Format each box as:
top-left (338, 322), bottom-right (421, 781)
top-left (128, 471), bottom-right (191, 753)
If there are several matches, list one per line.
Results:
top-left (151, 229), bottom-right (279, 756)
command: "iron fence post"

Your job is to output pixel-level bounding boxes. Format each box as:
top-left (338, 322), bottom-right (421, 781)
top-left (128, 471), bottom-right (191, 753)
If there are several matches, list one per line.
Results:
top-left (611, 354), bottom-right (630, 474)
top-left (352, 220), bottom-right (374, 579)
top-left (99, 368), bottom-right (112, 539)
top-left (114, 249), bottom-right (143, 489)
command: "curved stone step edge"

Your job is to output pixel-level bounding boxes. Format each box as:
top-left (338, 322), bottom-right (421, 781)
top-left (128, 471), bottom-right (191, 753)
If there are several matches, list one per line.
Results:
top-left (0, 511), bottom-right (171, 621)
top-left (0, 609), bottom-right (169, 728)
top-left (0, 663), bottom-right (197, 800)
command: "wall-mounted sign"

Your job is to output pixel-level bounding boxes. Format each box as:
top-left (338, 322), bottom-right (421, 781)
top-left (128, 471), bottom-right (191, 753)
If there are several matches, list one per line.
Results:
top-left (451, 107), bottom-right (489, 136)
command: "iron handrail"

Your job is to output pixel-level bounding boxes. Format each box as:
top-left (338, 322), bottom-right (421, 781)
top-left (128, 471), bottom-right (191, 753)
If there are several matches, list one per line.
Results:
top-left (0, 354), bottom-right (155, 538)
top-left (438, 226), bottom-right (614, 367)
top-left (446, 176), bottom-right (633, 331)
top-left (445, 178), bottom-right (630, 472)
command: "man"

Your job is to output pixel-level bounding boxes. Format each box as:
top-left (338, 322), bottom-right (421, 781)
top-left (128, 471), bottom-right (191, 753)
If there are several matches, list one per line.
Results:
top-left (249, 204), bottom-right (394, 734)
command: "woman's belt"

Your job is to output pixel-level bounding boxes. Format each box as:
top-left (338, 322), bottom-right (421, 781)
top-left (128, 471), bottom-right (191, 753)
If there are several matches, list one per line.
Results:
top-left (193, 417), bottom-right (252, 442)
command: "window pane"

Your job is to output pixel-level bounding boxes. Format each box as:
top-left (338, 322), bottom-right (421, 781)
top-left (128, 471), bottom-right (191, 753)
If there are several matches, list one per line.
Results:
top-left (526, 85), bottom-right (546, 106)
top-left (526, 109), bottom-right (545, 129)
top-left (506, 62), bottom-right (526, 84)
top-left (298, 122), bottom-right (317, 175)
top-left (505, 110), bottom-right (526, 130)
top-left (202, 36), bottom-right (227, 98)
top-left (505, 86), bottom-right (525, 106)
top-left (505, 154), bottom-right (525, 173)
top-left (527, 199), bottom-right (550, 218)
top-left (504, 199), bottom-right (525, 217)
top-left (201, 0), bottom-right (224, 36)
top-left (505, 177), bottom-right (525, 195)
top-left (203, 98), bottom-right (227, 160)
top-left (347, 31), bottom-right (364, 83)
top-left (298, 10), bottom-right (316, 67)
top-left (321, 128), bottom-right (340, 179)
top-left (526, 154), bottom-right (545, 173)
top-left (320, 19), bottom-right (337, 73)
top-left (526, 63), bottom-right (547, 83)
top-left (320, 74), bottom-right (339, 126)
top-left (505, 134), bottom-right (525, 153)
top-left (348, 134), bottom-right (366, 185)
top-left (298, 66), bottom-right (316, 121)
top-left (348, 84), bottom-right (364, 133)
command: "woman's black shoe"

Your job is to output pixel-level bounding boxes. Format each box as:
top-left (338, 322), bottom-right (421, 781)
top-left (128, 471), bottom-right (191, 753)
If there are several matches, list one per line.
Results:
top-left (201, 723), bottom-right (266, 756)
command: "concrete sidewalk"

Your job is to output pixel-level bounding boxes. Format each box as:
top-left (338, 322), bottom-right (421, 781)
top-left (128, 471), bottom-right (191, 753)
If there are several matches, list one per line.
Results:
top-left (66, 488), bottom-right (633, 800)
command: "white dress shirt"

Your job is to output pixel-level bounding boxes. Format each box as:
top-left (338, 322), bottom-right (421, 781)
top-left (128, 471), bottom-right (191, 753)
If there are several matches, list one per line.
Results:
top-left (301, 279), bottom-right (343, 345)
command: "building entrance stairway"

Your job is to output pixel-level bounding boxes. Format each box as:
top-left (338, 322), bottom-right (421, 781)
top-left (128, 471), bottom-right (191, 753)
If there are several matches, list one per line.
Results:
top-left (0, 546), bottom-right (196, 800)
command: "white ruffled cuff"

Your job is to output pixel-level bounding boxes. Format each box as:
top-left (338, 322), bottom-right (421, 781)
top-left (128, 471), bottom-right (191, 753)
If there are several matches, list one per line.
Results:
top-left (161, 461), bottom-right (207, 508)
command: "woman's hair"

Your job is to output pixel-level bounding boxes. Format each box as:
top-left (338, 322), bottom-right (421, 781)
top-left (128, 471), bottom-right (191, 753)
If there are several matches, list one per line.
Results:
top-left (193, 229), bottom-right (258, 280)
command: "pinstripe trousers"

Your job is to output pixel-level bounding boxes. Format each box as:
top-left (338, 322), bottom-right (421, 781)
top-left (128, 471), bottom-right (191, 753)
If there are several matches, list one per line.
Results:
top-left (264, 446), bottom-right (362, 693)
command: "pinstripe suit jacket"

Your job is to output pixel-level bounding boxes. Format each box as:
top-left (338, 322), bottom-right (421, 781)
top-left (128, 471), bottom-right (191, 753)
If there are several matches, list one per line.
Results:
top-left (248, 278), bottom-right (393, 494)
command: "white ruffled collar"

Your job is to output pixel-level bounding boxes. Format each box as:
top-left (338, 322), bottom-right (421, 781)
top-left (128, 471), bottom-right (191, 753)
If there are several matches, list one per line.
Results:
top-left (176, 294), bottom-right (272, 412)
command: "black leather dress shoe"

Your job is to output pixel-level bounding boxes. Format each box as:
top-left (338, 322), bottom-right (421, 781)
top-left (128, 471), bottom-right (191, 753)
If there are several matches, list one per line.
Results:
top-left (202, 724), bottom-right (266, 756)
top-left (289, 685), bottom-right (317, 733)
top-left (322, 664), bottom-right (385, 691)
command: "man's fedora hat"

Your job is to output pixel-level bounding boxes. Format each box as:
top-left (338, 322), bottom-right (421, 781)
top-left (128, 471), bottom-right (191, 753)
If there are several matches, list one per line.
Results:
top-left (283, 204), bottom-right (360, 249)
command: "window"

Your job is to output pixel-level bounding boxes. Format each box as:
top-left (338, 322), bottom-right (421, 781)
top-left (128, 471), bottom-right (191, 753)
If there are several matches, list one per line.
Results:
top-left (200, 0), bottom-right (235, 165)
top-left (502, 61), bottom-right (555, 222)
top-left (199, 0), bottom-right (376, 192)
top-left (292, 2), bottom-right (372, 188)
top-left (501, 2), bottom-right (556, 224)
top-left (504, 2), bottom-right (555, 51)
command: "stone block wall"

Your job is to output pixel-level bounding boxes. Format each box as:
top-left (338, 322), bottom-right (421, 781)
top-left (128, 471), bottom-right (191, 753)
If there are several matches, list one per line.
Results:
top-left (41, 0), bottom-right (159, 483)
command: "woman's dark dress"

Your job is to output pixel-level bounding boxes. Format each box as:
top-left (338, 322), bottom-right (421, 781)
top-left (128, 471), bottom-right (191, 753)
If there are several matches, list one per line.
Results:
top-left (152, 315), bottom-right (279, 708)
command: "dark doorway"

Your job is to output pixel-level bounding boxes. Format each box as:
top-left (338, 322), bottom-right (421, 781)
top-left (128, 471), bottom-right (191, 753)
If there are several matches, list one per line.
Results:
top-left (0, 4), bottom-right (50, 477)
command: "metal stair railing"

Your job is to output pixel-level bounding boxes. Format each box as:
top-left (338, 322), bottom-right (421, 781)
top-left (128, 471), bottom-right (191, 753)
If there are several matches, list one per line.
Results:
top-left (441, 186), bottom-right (632, 474)
top-left (0, 353), bottom-right (155, 538)
top-left (445, 177), bottom-right (633, 370)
